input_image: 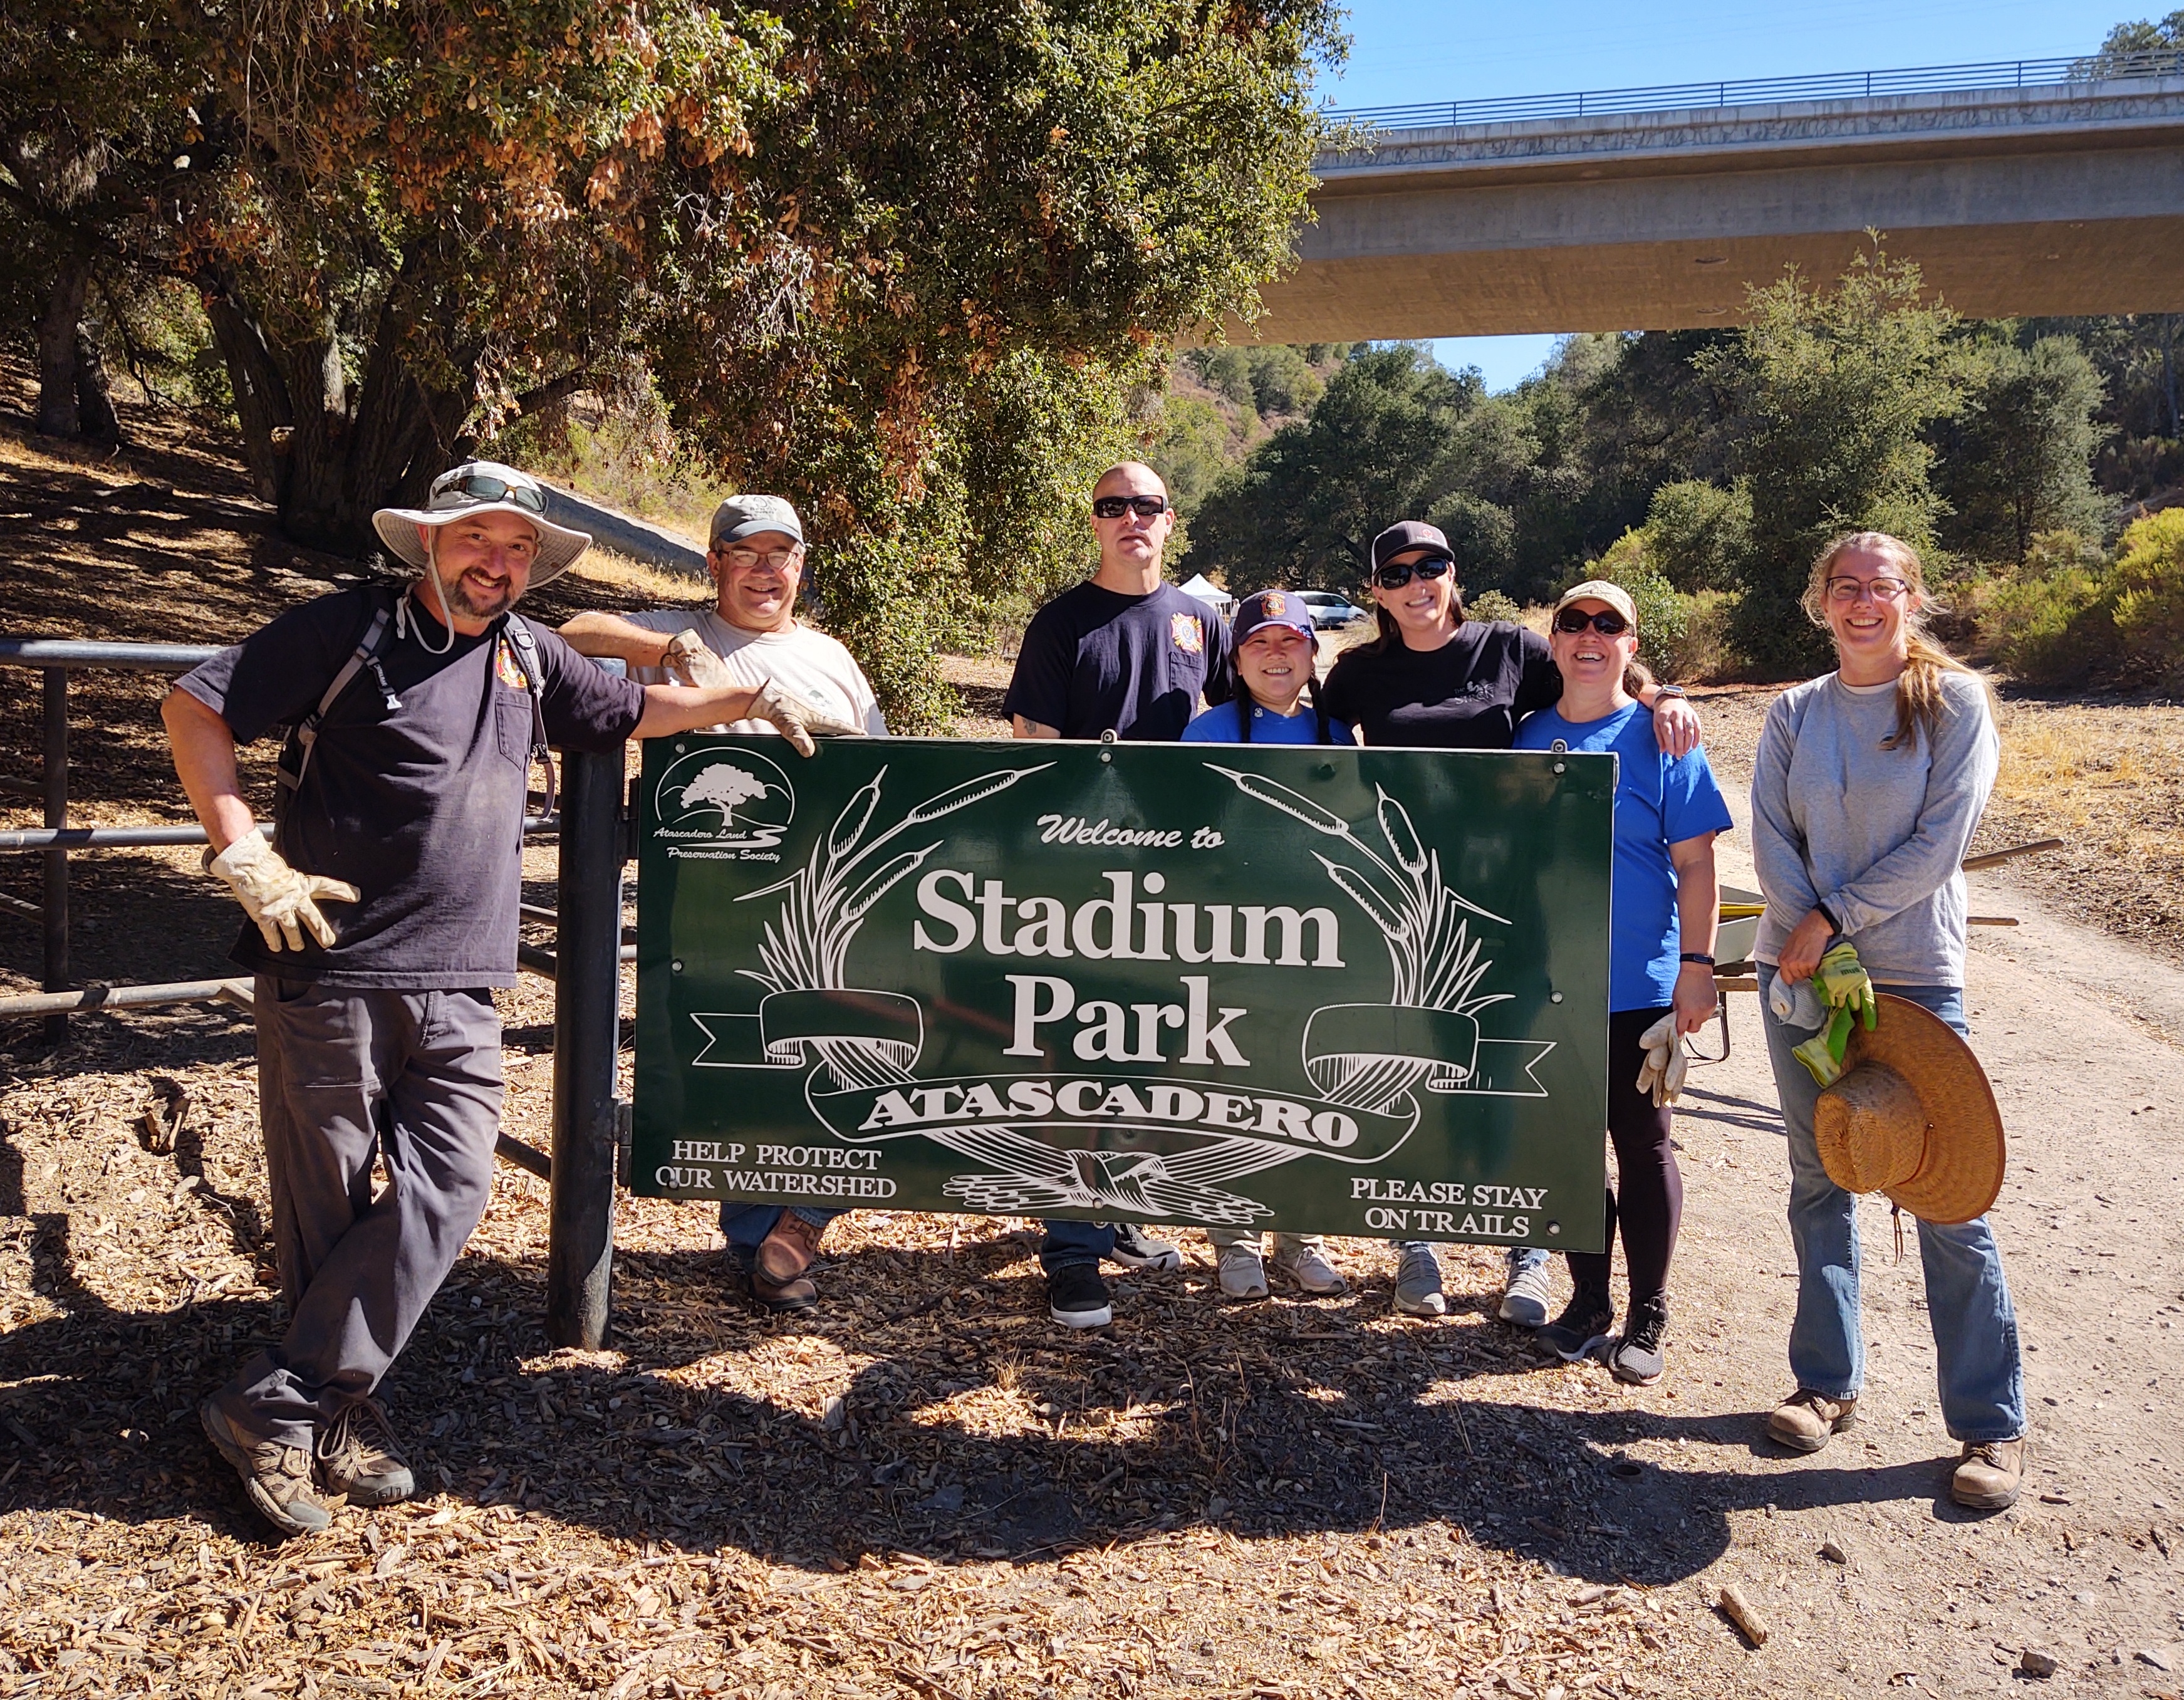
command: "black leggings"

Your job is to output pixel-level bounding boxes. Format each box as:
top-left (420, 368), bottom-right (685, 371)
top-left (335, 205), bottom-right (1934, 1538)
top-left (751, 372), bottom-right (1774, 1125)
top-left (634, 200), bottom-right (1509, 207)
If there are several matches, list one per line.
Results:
top-left (1568, 1005), bottom-right (1684, 1308)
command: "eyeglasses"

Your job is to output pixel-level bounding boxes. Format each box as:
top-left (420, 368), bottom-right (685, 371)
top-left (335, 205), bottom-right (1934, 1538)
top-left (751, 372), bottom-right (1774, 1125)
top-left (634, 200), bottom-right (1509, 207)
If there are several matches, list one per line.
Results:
top-left (716, 544), bottom-right (802, 570)
top-left (1826, 575), bottom-right (1910, 604)
top-left (1552, 607), bottom-right (1630, 636)
top-left (1091, 494), bottom-right (1170, 519)
top-left (1373, 555), bottom-right (1453, 590)
top-left (430, 470), bottom-right (546, 515)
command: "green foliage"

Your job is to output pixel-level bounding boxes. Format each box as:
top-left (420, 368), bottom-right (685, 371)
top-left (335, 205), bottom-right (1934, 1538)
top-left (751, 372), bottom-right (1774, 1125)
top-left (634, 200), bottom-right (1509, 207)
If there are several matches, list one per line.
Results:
top-left (1977, 531), bottom-right (2114, 683)
top-left (1143, 394), bottom-right (1237, 517)
top-left (1644, 479), bottom-right (1752, 592)
top-left (1462, 588), bottom-right (1522, 625)
top-left (2077, 10), bottom-right (2184, 71)
top-left (2111, 508), bottom-right (2184, 679)
top-left (1591, 531), bottom-right (1692, 681)
top-left (1699, 241), bottom-right (1965, 674)
top-left (1936, 333), bottom-right (2109, 563)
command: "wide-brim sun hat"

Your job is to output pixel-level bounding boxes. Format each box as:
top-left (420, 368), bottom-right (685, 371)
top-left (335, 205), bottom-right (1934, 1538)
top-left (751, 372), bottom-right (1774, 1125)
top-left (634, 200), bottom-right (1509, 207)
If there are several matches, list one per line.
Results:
top-left (372, 460), bottom-right (592, 588)
top-left (1814, 993), bottom-right (2006, 1225)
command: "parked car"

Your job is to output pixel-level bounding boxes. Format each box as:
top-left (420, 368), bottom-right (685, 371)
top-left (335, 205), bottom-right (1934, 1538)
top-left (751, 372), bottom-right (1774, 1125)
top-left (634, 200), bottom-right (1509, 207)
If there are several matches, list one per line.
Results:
top-left (1294, 590), bottom-right (1367, 630)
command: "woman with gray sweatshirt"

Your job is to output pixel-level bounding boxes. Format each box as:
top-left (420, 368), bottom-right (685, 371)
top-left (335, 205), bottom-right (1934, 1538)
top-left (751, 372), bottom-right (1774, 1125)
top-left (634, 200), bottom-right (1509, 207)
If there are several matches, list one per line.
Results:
top-left (1750, 530), bottom-right (2025, 1512)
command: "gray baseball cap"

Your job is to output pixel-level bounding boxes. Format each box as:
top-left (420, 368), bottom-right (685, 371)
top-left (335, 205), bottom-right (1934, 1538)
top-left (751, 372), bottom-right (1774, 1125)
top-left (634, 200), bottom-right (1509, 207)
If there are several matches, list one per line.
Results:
top-left (710, 494), bottom-right (804, 548)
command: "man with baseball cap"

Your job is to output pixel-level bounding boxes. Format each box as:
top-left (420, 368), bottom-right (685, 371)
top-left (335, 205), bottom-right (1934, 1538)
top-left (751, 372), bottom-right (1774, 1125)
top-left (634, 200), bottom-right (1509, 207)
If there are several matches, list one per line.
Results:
top-left (1002, 461), bottom-right (1233, 1328)
top-left (162, 460), bottom-right (850, 1538)
top-left (559, 493), bottom-right (883, 1313)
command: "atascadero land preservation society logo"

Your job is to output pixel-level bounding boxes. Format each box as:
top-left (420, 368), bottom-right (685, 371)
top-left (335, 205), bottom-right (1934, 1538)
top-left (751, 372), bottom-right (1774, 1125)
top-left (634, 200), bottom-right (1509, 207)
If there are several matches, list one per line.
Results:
top-left (653, 745), bottom-right (796, 860)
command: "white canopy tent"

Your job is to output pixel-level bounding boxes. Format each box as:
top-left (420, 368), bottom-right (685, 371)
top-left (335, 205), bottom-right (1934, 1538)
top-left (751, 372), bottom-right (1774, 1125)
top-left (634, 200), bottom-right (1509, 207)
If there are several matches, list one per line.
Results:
top-left (1178, 573), bottom-right (1235, 615)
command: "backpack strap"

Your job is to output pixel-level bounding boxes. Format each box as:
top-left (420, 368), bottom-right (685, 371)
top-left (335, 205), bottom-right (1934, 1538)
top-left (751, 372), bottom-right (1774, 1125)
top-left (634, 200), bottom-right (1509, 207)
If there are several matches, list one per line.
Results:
top-left (276, 588), bottom-right (401, 820)
top-left (499, 615), bottom-right (558, 821)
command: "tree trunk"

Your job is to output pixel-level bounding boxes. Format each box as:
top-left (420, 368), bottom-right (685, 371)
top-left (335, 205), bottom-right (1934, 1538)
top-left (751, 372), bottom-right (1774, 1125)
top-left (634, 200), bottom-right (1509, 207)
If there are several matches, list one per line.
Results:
top-left (35, 249), bottom-right (90, 439)
top-left (204, 292), bottom-right (294, 506)
top-left (73, 322), bottom-right (121, 446)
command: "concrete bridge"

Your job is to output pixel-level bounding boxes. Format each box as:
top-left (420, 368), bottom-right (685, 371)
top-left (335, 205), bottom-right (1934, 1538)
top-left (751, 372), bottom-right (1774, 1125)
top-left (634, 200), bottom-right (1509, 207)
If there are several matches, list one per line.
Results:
top-left (1248, 61), bottom-right (2184, 342)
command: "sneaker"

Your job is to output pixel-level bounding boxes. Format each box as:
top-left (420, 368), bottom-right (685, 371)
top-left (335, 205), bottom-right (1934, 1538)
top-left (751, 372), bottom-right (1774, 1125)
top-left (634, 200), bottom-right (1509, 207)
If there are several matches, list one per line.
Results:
top-left (1391, 1243), bottom-right (1446, 1316)
top-left (1608, 1295), bottom-right (1668, 1386)
top-left (1108, 1223), bottom-right (1182, 1272)
top-left (1537, 1289), bottom-right (1615, 1362)
top-left (751, 1212), bottom-right (824, 1312)
top-left (316, 1397), bottom-right (415, 1506)
top-left (200, 1399), bottom-right (334, 1538)
top-left (1217, 1243), bottom-right (1269, 1300)
top-left (1951, 1437), bottom-right (2027, 1510)
top-left (1765, 1389), bottom-right (1859, 1453)
top-left (1498, 1248), bottom-right (1554, 1327)
top-left (1048, 1264), bottom-right (1113, 1329)
top-left (1271, 1241), bottom-right (1348, 1296)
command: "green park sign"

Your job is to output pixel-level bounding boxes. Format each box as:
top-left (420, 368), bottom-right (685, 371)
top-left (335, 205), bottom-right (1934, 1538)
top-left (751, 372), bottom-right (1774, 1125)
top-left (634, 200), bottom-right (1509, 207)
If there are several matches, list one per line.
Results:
top-left (632, 738), bottom-right (1613, 1251)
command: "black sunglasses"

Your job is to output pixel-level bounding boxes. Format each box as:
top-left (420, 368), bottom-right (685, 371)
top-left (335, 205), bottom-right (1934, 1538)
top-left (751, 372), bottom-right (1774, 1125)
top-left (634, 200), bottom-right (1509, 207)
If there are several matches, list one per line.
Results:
top-left (1091, 494), bottom-right (1170, 519)
top-left (432, 471), bottom-right (547, 516)
top-left (1373, 555), bottom-right (1453, 590)
top-left (1553, 607), bottom-right (1630, 636)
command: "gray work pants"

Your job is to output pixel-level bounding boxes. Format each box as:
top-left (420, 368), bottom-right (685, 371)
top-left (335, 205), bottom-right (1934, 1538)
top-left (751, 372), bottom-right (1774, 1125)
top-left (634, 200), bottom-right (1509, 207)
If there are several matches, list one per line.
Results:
top-left (214, 977), bottom-right (503, 1449)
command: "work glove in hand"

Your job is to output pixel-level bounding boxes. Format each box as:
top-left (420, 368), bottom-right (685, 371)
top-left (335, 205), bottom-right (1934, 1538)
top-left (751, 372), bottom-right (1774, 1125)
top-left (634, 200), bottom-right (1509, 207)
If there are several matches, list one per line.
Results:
top-left (204, 835), bottom-right (360, 952)
top-left (749, 678), bottom-right (858, 757)
top-left (1633, 1011), bottom-right (1686, 1107)
top-left (1767, 973), bottom-right (1825, 1030)
top-left (1790, 1004), bottom-right (1859, 1088)
top-left (664, 635), bottom-right (731, 690)
top-left (1814, 941), bottom-right (1878, 1030)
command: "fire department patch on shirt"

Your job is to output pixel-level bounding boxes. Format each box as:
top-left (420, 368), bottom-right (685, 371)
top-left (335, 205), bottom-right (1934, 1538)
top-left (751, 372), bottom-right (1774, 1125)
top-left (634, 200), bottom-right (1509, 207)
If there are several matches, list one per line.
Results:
top-left (1170, 612), bottom-right (1204, 655)
top-left (495, 637), bottom-right (528, 691)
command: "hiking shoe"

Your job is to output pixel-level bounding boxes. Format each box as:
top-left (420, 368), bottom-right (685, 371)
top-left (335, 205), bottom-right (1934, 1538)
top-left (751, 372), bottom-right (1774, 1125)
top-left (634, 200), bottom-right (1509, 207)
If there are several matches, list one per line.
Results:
top-left (1538, 1289), bottom-right (1615, 1362)
top-left (1391, 1243), bottom-right (1446, 1316)
top-left (1499, 1248), bottom-right (1554, 1327)
top-left (1765, 1389), bottom-right (1859, 1453)
top-left (1952, 1437), bottom-right (2027, 1510)
top-left (1108, 1223), bottom-right (1182, 1272)
top-left (317, 1397), bottom-right (415, 1506)
top-left (1048, 1265), bottom-right (1113, 1329)
top-left (1271, 1241), bottom-right (1348, 1296)
top-left (752, 1212), bottom-right (825, 1312)
top-left (1609, 1295), bottom-right (1669, 1386)
top-left (1217, 1243), bottom-right (1269, 1300)
top-left (200, 1399), bottom-right (333, 1538)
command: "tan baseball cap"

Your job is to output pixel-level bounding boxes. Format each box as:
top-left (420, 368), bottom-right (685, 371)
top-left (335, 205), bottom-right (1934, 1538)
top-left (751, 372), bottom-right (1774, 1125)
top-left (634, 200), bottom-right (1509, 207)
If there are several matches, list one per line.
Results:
top-left (1551, 578), bottom-right (1639, 629)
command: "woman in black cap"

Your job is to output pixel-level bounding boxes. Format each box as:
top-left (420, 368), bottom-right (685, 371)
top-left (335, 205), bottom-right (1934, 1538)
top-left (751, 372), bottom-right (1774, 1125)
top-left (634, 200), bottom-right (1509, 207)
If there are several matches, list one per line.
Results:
top-left (1319, 520), bottom-right (1703, 1320)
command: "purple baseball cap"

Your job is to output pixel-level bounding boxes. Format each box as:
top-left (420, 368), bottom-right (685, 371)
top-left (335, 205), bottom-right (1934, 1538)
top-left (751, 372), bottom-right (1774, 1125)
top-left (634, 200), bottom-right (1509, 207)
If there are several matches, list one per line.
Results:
top-left (1233, 589), bottom-right (1318, 644)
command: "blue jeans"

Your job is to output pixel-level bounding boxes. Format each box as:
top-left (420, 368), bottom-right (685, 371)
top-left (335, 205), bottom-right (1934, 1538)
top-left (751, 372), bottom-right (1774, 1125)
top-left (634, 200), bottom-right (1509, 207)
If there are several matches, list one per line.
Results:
top-left (1758, 967), bottom-right (2025, 1444)
top-left (1039, 1218), bottom-right (1114, 1275)
top-left (720, 1204), bottom-right (840, 1265)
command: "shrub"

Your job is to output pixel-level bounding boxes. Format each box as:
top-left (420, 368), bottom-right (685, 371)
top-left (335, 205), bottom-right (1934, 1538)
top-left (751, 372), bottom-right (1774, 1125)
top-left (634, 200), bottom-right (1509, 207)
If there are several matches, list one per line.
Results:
top-left (1645, 479), bottom-right (1752, 592)
top-left (1464, 588), bottom-right (1522, 625)
top-left (1591, 529), bottom-right (1692, 681)
top-left (1977, 530), bottom-right (2115, 684)
top-left (2111, 508), bottom-right (2184, 682)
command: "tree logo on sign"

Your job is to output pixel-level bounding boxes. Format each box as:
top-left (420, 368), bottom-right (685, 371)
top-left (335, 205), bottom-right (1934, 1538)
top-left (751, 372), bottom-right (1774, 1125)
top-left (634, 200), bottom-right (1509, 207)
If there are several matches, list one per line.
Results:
top-left (652, 747), bottom-right (798, 848)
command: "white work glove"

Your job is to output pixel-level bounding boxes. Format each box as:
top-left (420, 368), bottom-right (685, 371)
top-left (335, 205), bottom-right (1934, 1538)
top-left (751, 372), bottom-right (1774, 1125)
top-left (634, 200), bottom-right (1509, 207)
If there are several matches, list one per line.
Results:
top-left (204, 835), bottom-right (360, 952)
top-left (1767, 973), bottom-right (1826, 1031)
top-left (663, 632), bottom-right (732, 690)
top-left (749, 677), bottom-right (859, 757)
top-left (1633, 1011), bottom-right (1687, 1108)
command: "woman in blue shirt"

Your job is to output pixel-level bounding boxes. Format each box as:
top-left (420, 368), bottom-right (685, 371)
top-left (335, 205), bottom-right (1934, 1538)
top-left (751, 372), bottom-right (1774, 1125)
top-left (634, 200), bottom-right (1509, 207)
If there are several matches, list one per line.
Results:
top-left (1511, 581), bottom-right (1732, 1385)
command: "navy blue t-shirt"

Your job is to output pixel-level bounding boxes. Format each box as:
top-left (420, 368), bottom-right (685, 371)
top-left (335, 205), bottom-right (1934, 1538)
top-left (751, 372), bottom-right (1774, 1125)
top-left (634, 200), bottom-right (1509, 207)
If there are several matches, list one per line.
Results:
top-left (1003, 581), bottom-right (1231, 741)
top-left (179, 587), bottom-right (645, 989)
top-left (1514, 701), bottom-right (1734, 1011)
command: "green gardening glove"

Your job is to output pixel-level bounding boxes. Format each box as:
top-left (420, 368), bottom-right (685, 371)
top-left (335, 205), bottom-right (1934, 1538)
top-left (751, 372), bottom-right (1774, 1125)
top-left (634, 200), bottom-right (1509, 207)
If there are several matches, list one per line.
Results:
top-left (1814, 941), bottom-right (1878, 1031)
top-left (1790, 1004), bottom-right (1858, 1088)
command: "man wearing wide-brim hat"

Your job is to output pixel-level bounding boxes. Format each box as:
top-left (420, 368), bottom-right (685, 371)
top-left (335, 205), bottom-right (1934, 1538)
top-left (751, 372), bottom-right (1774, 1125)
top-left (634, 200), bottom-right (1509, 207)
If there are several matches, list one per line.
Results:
top-left (162, 460), bottom-right (851, 1538)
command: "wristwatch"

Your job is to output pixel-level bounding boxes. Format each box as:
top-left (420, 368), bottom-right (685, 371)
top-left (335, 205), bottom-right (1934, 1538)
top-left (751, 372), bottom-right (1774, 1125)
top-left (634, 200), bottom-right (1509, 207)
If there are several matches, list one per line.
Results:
top-left (1653, 684), bottom-right (1689, 699)
top-left (1680, 952), bottom-right (1715, 966)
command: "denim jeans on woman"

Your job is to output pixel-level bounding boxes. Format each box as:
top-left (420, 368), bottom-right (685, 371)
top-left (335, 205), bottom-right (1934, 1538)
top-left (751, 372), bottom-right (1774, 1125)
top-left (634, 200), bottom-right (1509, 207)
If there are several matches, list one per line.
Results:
top-left (1757, 966), bottom-right (2024, 1444)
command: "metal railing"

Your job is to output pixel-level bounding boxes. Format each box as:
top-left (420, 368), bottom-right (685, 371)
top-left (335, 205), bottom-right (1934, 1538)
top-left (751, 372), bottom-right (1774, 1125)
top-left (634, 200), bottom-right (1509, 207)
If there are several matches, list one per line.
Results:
top-left (1326, 50), bottom-right (2184, 133)
top-left (0, 637), bottom-right (558, 1036)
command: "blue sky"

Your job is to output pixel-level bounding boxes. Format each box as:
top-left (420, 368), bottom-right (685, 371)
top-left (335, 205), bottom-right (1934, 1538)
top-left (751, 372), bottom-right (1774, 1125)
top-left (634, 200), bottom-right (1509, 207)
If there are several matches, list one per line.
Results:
top-left (1319, 0), bottom-right (2142, 390)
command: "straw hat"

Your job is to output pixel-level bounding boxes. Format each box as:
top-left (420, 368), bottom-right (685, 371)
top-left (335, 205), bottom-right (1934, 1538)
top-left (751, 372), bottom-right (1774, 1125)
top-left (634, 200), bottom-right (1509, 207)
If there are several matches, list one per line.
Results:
top-left (1814, 994), bottom-right (2005, 1225)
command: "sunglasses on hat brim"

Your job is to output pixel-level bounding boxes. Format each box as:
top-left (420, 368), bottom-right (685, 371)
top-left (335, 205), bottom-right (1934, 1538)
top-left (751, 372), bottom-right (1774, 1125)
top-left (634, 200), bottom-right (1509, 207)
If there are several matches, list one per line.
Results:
top-left (431, 470), bottom-right (547, 516)
top-left (1373, 554), bottom-right (1454, 590)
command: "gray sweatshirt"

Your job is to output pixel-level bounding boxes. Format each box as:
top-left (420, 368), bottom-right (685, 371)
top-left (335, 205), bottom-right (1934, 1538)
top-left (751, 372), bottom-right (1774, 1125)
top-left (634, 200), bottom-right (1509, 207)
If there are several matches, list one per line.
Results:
top-left (1751, 669), bottom-right (1997, 986)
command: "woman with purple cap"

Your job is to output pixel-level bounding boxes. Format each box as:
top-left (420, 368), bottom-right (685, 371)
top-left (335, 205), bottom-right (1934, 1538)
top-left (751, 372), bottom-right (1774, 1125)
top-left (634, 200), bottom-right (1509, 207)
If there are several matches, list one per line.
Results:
top-left (1182, 590), bottom-right (1355, 1298)
top-left (1320, 520), bottom-right (1705, 1321)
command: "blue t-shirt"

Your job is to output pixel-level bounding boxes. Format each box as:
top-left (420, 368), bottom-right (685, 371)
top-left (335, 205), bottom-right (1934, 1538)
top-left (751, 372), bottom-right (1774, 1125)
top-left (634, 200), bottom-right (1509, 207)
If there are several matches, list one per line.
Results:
top-left (1179, 699), bottom-right (1355, 744)
top-left (1002, 581), bottom-right (1231, 741)
top-left (1514, 701), bottom-right (1734, 1012)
